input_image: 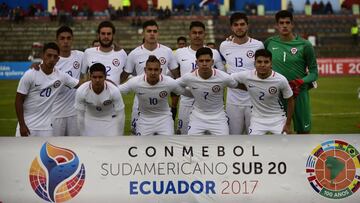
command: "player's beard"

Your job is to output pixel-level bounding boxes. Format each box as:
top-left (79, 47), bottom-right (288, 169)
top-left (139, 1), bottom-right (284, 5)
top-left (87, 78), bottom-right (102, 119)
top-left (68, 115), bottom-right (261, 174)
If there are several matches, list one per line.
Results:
top-left (234, 30), bottom-right (247, 39)
top-left (100, 38), bottom-right (113, 48)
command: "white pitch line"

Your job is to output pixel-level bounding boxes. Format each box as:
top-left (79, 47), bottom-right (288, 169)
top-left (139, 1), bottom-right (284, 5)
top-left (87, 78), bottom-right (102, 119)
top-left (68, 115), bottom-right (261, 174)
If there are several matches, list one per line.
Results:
top-left (313, 112), bottom-right (360, 116)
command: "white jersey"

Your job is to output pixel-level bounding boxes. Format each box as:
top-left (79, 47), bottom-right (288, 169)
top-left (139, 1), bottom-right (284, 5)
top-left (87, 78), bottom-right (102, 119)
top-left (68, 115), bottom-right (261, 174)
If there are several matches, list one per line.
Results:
top-left (81, 47), bottom-right (127, 85)
top-left (75, 81), bottom-right (124, 120)
top-left (220, 38), bottom-right (264, 106)
top-left (52, 50), bottom-right (84, 118)
top-left (119, 74), bottom-right (185, 116)
top-left (124, 43), bottom-right (177, 75)
top-left (231, 70), bottom-right (293, 118)
top-left (174, 46), bottom-right (225, 106)
top-left (177, 68), bottom-right (237, 115)
top-left (17, 68), bottom-right (79, 130)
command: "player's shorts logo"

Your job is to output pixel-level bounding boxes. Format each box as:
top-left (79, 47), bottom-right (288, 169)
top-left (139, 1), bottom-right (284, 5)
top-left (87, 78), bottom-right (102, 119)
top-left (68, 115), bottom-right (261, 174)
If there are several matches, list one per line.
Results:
top-left (53, 80), bottom-right (61, 88)
top-left (159, 91), bottom-right (168, 98)
top-left (73, 61), bottom-right (80, 69)
top-left (112, 59), bottom-right (120, 67)
top-left (212, 85), bottom-right (221, 93)
top-left (268, 86), bottom-right (277, 94)
top-left (29, 143), bottom-right (85, 202)
top-left (306, 140), bottom-right (360, 199)
top-left (103, 100), bottom-right (113, 106)
top-left (159, 57), bottom-right (166, 65)
top-left (290, 47), bottom-right (298, 55)
top-left (246, 50), bottom-right (255, 58)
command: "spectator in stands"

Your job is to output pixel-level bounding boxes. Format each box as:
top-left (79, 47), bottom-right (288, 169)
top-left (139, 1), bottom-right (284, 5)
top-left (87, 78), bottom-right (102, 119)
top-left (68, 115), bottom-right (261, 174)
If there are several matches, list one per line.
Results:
top-left (287, 0), bottom-right (294, 13)
top-left (158, 6), bottom-right (165, 20)
top-left (164, 6), bottom-right (171, 19)
top-left (318, 0), bottom-right (325, 14)
top-left (244, 2), bottom-right (251, 15)
top-left (324, 1), bottom-right (334, 14)
top-left (351, 23), bottom-right (359, 45)
top-left (177, 36), bottom-right (187, 48)
top-left (312, 1), bottom-right (319, 14)
top-left (50, 6), bottom-right (58, 21)
top-left (0, 2), bottom-right (9, 17)
top-left (28, 4), bottom-right (36, 17)
top-left (71, 4), bottom-right (79, 17)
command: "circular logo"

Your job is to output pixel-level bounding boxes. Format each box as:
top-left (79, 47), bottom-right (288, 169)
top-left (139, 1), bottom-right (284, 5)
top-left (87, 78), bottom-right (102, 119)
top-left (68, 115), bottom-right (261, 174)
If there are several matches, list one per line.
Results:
top-left (268, 86), bottom-right (277, 94)
top-left (212, 85), bottom-right (221, 93)
top-left (291, 47), bottom-right (298, 55)
top-left (103, 100), bottom-right (112, 106)
top-left (159, 57), bottom-right (166, 65)
top-left (96, 106), bottom-right (102, 111)
top-left (159, 91), bottom-right (168, 98)
top-left (53, 80), bottom-right (61, 88)
top-left (73, 61), bottom-right (80, 69)
top-left (306, 140), bottom-right (360, 199)
top-left (112, 59), bottom-right (120, 67)
top-left (246, 50), bottom-right (255, 58)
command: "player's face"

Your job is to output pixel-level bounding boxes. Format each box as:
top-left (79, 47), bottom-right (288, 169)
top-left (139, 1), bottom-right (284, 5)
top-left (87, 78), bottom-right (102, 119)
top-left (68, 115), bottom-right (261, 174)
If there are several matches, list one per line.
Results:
top-left (177, 40), bottom-right (187, 48)
top-left (42, 48), bottom-right (59, 69)
top-left (143, 25), bottom-right (158, 44)
top-left (276, 17), bottom-right (294, 36)
top-left (255, 56), bottom-right (272, 78)
top-left (231, 19), bottom-right (248, 38)
top-left (196, 54), bottom-right (213, 74)
top-left (90, 71), bottom-right (106, 88)
top-left (189, 27), bottom-right (205, 46)
top-left (98, 27), bottom-right (114, 48)
top-left (145, 62), bottom-right (162, 85)
top-left (56, 32), bottom-right (73, 53)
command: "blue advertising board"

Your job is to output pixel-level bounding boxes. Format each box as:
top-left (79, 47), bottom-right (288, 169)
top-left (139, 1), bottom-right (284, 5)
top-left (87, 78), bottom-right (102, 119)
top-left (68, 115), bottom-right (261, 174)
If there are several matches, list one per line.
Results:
top-left (0, 62), bottom-right (31, 80)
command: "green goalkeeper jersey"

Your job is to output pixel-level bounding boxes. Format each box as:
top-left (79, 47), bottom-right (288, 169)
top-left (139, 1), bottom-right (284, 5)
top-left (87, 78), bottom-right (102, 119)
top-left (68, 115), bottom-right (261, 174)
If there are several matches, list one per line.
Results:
top-left (264, 35), bottom-right (318, 87)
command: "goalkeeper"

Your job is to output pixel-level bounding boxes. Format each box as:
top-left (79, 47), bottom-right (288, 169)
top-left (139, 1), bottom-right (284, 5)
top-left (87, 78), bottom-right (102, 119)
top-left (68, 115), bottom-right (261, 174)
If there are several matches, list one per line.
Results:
top-left (264, 10), bottom-right (318, 134)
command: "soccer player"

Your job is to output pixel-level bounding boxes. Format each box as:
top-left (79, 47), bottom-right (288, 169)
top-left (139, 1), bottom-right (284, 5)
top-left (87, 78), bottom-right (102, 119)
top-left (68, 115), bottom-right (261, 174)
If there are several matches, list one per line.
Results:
top-left (177, 47), bottom-right (237, 135)
top-left (174, 21), bottom-right (225, 135)
top-left (15, 42), bottom-right (79, 137)
top-left (75, 63), bottom-right (125, 136)
top-left (264, 10), bottom-right (318, 134)
top-left (219, 12), bottom-right (264, 135)
top-left (81, 21), bottom-right (127, 85)
top-left (119, 55), bottom-right (186, 136)
top-left (51, 25), bottom-right (84, 136)
top-left (176, 36), bottom-right (187, 48)
top-left (231, 49), bottom-right (295, 135)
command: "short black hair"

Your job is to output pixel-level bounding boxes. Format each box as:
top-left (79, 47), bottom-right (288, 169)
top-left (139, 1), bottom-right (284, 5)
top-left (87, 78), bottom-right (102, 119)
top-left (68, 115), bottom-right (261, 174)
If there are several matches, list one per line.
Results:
top-left (43, 42), bottom-right (60, 54)
top-left (56, 25), bottom-right (73, 38)
top-left (89, 63), bottom-right (106, 75)
top-left (230, 12), bottom-right (248, 25)
top-left (177, 36), bottom-right (187, 43)
top-left (146, 55), bottom-right (160, 66)
top-left (255, 49), bottom-right (272, 60)
top-left (142, 20), bottom-right (158, 29)
top-left (196, 47), bottom-right (213, 59)
top-left (189, 21), bottom-right (205, 31)
top-left (97, 21), bottom-right (116, 34)
top-left (275, 10), bottom-right (293, 23)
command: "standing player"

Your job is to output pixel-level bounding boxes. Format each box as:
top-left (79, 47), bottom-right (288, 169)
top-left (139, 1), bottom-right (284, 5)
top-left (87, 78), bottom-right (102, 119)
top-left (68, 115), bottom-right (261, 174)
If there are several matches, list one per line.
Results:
top-left (75, 63), bottom-right (125, 136)
top-left (81, 21), bottom-right (127, 85)
top-left (51, 26), bottom-right (84, 136)
top-left (220, 12), bottom-right (264, 135)
top-left (174, 21), bottom-right (225, 134)
top-left (231, 49), bottom-right (295, 135)
top-left (177, 47), bottom-right (237, 135)
top-left (119, 55), bottom-right (186, 136)
top-left (264, 10), bottom-right (318, 134)
top-left (15, 42), bottom-right (79, 137)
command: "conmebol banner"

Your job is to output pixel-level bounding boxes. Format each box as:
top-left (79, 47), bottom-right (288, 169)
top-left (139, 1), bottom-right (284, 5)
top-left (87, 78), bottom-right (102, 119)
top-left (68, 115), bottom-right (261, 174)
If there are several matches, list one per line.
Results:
top-left (0, 135), bottom-right (359, 203)
top-left (317, 58), bottom-right (360, 76)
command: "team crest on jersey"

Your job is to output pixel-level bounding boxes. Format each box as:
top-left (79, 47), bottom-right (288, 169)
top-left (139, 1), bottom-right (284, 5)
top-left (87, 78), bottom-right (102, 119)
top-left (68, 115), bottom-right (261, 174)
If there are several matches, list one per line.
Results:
top-left (246, 50), bottom-right (255, 58)
top-left (112, 59), bottom-right (120, 67)
top-left (159, 91), bottom-right (168, 98)
top-left (212, 85), bottom-right (221, 93)
top-left (290, 47), bottom-right (298, 55)
top-left (159, 57), bottom-right (166, 65)
top-left (73, 61), bottom-right (80, 69)
top-left (53, 80), bottom-right (61, 88)
top-left (268, 86), bottom-right (277, 94)
top-left (103, 100), bottom-right (112, 106)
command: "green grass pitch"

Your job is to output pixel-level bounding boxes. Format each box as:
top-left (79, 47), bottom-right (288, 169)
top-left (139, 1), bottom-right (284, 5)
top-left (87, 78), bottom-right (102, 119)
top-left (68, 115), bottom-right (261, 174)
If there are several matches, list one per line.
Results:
top-left (0, 76), bottom-right (359, 136)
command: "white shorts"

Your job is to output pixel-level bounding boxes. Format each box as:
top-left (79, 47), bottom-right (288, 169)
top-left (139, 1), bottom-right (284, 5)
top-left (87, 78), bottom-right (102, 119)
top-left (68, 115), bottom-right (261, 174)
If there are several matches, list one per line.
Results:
top-left (136, 114), bottom-right (174, 136)
top-left (15, 124), bottom-right (53, 137)
top-left (82, 114), bottom-right (124, 136)
top-left (226, 103), bottom-right (251, 135)
top-left (52, 115), bottom-right (80, 136)
top-left (188, 110), bottom-right (229, 136)
top-left (249, 116), bottom-right (286, 135)
top-left (177, 103), bottom-right (192, 135)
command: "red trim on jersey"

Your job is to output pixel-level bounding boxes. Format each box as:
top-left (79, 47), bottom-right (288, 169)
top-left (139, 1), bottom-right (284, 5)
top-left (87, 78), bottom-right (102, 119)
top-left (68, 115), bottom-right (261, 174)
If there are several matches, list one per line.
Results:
top-left (96, 46), bottom-right (100, 51)
top-left (213, 68), bottom-right (216, 76)
top-left (272, 71), bottom-right (276, 77)
top-left (89, 82), bottom-right (92, 89)
top-left (160, 75), bottom-right (163, 81)
top-left (157, 43), bottom-right (160, 48)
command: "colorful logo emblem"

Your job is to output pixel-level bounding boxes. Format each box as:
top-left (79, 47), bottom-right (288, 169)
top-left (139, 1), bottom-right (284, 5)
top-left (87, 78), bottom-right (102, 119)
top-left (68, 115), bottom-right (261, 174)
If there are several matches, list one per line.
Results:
top-left (268, 86), bottom-right (277, 94)
top-left (53, 80), bottom-right (61, 88)
top-left (159, 57), bottom-right (166, 65)
top-left (112, 58), bottom-right (120, 67)
top-left (159, 90), bottom-right (168, 98)
top-left (306, 140), bottom-right (360, 199)
top-left (246, 50), bottom-right (254, 58)
top-left (290, 47), bottom-right (298, 55)
top-left (29, 143), bottom-right (85, 202)
top-left (212, 85), bottom-right (221, 93)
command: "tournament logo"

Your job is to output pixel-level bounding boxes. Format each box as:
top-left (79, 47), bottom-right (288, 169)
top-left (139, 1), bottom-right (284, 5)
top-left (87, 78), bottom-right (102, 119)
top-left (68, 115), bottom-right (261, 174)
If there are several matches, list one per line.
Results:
top-left (112, 59), bottom-right (120, 67)
top-left (73, 61), bottom-right (80, 69)
top-left (212, 85), bottom-right (221, 93)
top-left (306, 140), bottom-right (360, 199)
top-left (159, 57), bottom-right (166, 65)
top-left (103, 100), bottom-right (113, 106)
top-left (159, 91), bottom-right (168, 98)
top-left (290, 47), bottom-right (298, 55)
top-left (246, 50), bottom-right (255, 58)
top-left (29, 143), bottom-right (85, 202)
top-left (53, 80), bottom-right (61, 88)
top-left (268, 86), bottom-right (277, 94)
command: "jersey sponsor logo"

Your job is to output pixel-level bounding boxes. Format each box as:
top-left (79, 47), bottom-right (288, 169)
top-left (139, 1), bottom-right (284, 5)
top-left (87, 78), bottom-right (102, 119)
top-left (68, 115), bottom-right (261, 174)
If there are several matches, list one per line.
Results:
top-left (246, 50), bottom-right (255, 58)
top-left (268, 86), bottom-right (277, 94)
top-left (137, 92), bottom-right (145, 95)
top-left (73, 61), bottom-right (80, 69)
top-left (191, 87), bottom-right (198, 90)
top-left (91, 61), bottom-right (98, 64)
top-left (272, 47), bottom-right (279, 50)
top-left (139, 61), bottom-right (146, 64)
top-left (304, 124), bottom-right (310, 128)
top-left (35, 84), bottom-right (41, 87)
top-left (103, 100), bottom-right (113, 106)
top-left (159, 57), bottom-right (167, 65)
top-left (181, 59), bottom-right (187, 61)
top-left (112, 59), bottom-right (120, 67)
top-left (290, 47), bottom-right (298, 55)
top-left (212, 85), bottom-right (221, 93)
top-left (306, 140), bottom-right (360, 199)
top-left (159, 91), bottom-right (168, 98)
top-left (248, 84), bottom-right (255, 88)
top-left (53, 80), bottom-right (61, 88)
top-left (225, 53), bottom-right (231, 56)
